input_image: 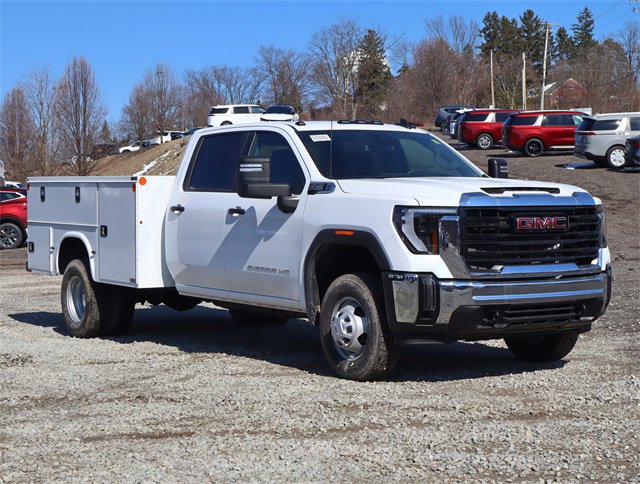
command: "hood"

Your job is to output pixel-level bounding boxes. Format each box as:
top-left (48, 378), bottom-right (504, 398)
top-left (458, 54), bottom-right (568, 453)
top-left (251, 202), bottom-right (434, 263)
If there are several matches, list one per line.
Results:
top-left (336, 177), bottom-right (592, 207)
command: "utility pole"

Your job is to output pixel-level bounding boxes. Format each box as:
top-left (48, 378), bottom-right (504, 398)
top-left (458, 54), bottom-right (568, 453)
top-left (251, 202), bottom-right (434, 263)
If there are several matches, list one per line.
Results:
top-left (522, 52), bottom-right (527, 110)
top-left (541, 23), bottom-right (560, 110)
top-left (490, 49), bottom-right (495, 108)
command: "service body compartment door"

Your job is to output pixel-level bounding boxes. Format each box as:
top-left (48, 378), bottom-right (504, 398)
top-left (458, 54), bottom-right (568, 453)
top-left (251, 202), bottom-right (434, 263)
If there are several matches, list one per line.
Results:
top-left (97, 182), bottom-right (136, 284)
top-left (26, 224), bottom-right (53, 274)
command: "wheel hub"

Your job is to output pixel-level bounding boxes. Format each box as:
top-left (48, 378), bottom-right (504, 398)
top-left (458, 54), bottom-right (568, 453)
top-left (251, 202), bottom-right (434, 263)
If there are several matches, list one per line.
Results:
top-left (330, 298), bottom-right (368, 359)
top-left (66, 275), bottom-right (87, 327)
top-left (609, 148), bottom-right (625, 167)
top-left (0, 225), bottom-right (19, 248)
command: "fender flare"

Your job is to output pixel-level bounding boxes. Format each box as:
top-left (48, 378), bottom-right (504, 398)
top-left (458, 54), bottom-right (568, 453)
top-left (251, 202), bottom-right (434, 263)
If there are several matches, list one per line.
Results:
top-left (56, 232), bottom-right (97, 279)
top-left (303, 229), bottom-right (391, 324)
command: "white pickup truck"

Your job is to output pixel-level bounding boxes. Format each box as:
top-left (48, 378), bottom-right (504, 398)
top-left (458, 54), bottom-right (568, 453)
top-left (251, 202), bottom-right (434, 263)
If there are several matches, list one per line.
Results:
top-left (27, 120), bottom-right (612, 380)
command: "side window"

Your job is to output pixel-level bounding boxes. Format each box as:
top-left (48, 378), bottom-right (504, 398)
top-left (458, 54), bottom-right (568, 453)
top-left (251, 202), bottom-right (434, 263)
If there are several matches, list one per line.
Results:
top-left (234, 106), bottom-right (249, 114)
top-left (247, 131), bottom-right (305, 195)
top-left (495, 112), bottom-right (509, 122)
top-left (543, 114), bottom-right (565, 126)
top-left (250, 106), bottom-right (265, 114)
top-left (630, 117), bottom-right (640, 130)
top-left (572, 115), bottom-right (583, 125)
top-left (185, 132), bottom-right (246, 192)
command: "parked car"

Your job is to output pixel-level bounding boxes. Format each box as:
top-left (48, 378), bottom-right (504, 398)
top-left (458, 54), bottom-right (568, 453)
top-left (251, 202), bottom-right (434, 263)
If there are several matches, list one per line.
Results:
top-left (206, 104), bottom-right (266, 127)
top-left (448, 108), bottom-right (475, 139)
top-left (459, 109), bottom-right (519, 149)
top-left (0, 187), bottom-right (27, 249)
top-left (502, 110), bottom-right (585, 157)
top-left (434, 105), bottom-right (474, 130)
top-left (3, 180), bottom-right (25, 189)
top-left (574, 112), bottom-right (640, 169)
top-left (625, 136), bottom-right (640, 167)
top-left (261, 105), bottom-right (299, 122)
top-left (182, 127), bottom-right (203, 137)
top-left (118, 141), bottom-right (142, 154)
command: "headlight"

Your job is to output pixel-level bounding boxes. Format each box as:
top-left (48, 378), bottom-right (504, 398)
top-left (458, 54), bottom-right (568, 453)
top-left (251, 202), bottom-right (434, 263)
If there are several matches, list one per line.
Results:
top-left (596, 204), bottom-right (607, 248)
top-left (393, 206), bottom-right (458, 254)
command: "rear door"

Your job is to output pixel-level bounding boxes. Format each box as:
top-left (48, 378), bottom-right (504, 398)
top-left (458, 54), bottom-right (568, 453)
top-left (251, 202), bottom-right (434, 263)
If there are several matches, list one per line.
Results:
top-left (165, 131), bottom-right (247, 293)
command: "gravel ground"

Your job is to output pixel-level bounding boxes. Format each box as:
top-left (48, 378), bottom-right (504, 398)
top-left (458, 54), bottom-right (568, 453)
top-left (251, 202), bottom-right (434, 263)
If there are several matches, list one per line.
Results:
top-left (1, 134), bottom-right (639, 482)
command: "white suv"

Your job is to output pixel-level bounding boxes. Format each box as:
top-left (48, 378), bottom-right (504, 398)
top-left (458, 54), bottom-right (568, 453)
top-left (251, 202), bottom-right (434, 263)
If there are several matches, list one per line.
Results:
top-left (206, 104), bottom-right (265, 127)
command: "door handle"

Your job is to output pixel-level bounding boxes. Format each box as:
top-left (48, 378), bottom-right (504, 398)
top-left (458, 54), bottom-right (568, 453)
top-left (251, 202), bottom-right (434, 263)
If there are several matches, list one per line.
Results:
top-left (228, 207), bottom-right (245, 216)
top-left (170, 204), bottom-right (185, 213)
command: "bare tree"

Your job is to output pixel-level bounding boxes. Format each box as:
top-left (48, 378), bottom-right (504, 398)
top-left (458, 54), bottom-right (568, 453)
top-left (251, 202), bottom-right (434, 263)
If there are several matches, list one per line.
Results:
top-left (308, 17), bottom-right (364, 118)
top-left (425, 15), bottom-right (479, 55)
top-left (121, 83), bottom-right (151, 142)
top-left (55, 56), bottom-right (107, 175)
top-left (257, 46), bottom-right (311, 112)
top-left (143, 63), bottom-right (182, 137)
top-left (22, 68), bottom-right (59, 175)
top-left (0, 87), bottom-right (35, 179)
top-left (182, 65), bottom-right (263, 127)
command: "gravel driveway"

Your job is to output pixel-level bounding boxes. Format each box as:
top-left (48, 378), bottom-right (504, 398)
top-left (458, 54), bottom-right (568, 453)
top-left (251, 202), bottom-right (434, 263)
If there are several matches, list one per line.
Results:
top-left (1, 136), bottom-right (638, 482)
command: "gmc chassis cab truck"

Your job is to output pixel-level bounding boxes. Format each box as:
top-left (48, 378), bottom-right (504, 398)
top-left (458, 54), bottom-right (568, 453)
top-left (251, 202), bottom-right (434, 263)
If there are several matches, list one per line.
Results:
top-left (27, 121), bottom-right (612, 381)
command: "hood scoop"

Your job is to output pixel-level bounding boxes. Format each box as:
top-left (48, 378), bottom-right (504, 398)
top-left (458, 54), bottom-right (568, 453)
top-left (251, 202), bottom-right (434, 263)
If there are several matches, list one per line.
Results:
top-left (482, 186), bottom-right (560, 195)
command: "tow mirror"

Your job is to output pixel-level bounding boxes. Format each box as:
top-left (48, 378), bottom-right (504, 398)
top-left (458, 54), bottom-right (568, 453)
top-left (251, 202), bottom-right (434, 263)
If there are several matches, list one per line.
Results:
top-left (488, 158), bottom-right (509, 178)
top-left (238, 156), bottom-right (291, 199)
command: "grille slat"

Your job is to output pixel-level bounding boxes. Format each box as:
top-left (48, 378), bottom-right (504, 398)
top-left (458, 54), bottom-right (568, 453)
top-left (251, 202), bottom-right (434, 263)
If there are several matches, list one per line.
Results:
top-left (460, 206), bottom-right (600, 271)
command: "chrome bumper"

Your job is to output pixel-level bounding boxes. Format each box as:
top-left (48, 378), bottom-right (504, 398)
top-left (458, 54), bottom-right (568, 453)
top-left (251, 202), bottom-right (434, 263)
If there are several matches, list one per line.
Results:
top-left (383, 268), bottom-right (611, 340)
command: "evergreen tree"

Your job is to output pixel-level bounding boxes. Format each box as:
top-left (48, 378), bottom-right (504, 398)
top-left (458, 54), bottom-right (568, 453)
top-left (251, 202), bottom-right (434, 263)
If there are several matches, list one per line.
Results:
top-left (572, 7), bottom-right (597, 57)
top-left (479, 12), bottom-right (522, 59)
top-left (355, 29), bottom-right (392, 117)
top-left (553, 26), bottom-right (574, 61)
top-left (519, 9), bottom-right (546, 72)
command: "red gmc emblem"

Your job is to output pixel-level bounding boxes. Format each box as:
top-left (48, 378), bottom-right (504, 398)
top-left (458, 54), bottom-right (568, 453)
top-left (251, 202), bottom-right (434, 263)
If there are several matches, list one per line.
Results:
top-left (516, 216), bottom-right (568, 231)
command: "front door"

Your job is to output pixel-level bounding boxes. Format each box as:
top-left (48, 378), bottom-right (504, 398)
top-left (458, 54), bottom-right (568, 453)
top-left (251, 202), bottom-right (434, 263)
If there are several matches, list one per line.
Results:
top-left (223, 130), bottom-right (308, 301)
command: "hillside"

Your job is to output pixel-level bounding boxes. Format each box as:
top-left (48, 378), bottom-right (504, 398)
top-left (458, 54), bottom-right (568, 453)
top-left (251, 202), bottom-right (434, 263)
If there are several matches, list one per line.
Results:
top-left (92, 137), bottom-right (190, 177)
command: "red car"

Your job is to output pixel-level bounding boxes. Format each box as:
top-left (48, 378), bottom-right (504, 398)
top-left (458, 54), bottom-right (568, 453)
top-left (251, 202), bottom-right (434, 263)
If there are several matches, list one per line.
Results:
top-left (0, 187), bottom-right (27, 249)
top-left (458, 109), bottom-right (519, 150)
top-left (502, 110), bottom-right (585, 157)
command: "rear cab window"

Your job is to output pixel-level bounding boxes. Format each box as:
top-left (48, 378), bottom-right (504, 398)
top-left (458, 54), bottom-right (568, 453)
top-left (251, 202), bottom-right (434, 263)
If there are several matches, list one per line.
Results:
top-left (184, 132), bottom-right (247, 192)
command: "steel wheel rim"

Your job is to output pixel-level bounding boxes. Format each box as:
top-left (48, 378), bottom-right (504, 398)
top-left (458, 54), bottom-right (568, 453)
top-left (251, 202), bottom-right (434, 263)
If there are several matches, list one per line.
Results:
top-left (330, 297), bottom-right (369, 360)
top-left (609, 148), bottom-right (625, 168)
top-left (0, 225), bottom-right (19, 248)
top-left (478, 135), bottom-right (492, 149)
top-left (66, 275), bottom-right (87, 327)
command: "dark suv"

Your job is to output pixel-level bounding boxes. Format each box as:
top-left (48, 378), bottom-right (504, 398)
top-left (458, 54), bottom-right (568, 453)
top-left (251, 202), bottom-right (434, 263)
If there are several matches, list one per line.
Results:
top-left (434, 105), bottom-right (474, 130)
top-left (502, 110), bottom-right (585, 157)
top-left (459, 109), bottom-right (519, 149)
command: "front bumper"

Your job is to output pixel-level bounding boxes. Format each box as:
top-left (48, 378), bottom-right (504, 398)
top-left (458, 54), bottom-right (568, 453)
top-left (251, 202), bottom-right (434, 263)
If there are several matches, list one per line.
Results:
top-left (382, 267), bottom-right (612, 342)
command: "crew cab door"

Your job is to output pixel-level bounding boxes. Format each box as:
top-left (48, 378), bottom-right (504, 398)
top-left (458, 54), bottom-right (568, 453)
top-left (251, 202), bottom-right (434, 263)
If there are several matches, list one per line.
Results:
top-left (224, 130), bottom-right (308, 301)
top-left (165, 131), bottom-right (247, 292)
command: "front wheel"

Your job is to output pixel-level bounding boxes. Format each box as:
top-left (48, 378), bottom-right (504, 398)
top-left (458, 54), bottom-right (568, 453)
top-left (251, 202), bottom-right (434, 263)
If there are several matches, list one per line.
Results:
top-left (524, 138), bottom-right (544, 157)
top-left (605, 145), bottom-right (627, 169)
top-left (476, 133), bottom-right (494, 150)
top-left (221, 121), bottom-right (232, 126)
top-left (319, 273), bottom-right (398, 381)
top-left (504, 331), bottom-right (579, 362)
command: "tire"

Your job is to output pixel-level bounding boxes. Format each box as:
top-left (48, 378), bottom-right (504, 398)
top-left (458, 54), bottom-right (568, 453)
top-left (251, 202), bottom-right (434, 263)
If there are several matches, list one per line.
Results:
top-left (605, 145), bottom-right (627, 169)
top-left (0, 221), bottom-right (24, 249)
top-left (524, 138), bottom-right (544, 157)
top-left (162, 290), bottom-right (201, 311)
top-left (61, 259), bottom-right (135, 337)
top-left (221, 121), bottom-right (232, 126)
top-left (476, 133), bottom-right (494, 150)
top-left (229, 308), bottom-right (289, 325)
top-left (504, 331), bottom-right (579, 362)
top-left (593, 158), bottom-right (608, 168)
top-left (319, 273), bottom-right (398, 381)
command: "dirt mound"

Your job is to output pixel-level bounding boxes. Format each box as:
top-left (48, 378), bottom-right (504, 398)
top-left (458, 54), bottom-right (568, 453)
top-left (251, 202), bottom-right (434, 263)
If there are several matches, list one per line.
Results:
top-left (92, 137), bottom-right (191, 177)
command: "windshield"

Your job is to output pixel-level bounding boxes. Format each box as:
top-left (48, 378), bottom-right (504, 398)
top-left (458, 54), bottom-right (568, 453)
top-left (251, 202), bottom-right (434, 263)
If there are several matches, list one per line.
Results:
top-left (296, 129), bottom-right (482, 179)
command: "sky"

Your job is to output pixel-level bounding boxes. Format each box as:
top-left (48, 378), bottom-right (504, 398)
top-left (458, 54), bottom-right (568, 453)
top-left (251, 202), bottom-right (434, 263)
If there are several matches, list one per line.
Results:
top-left (1, 0), bottom-right (637, 122)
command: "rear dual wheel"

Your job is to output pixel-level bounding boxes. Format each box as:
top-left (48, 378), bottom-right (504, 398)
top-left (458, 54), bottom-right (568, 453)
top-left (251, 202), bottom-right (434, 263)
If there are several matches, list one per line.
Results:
top-left (61, 259), bottom-right (135, 337)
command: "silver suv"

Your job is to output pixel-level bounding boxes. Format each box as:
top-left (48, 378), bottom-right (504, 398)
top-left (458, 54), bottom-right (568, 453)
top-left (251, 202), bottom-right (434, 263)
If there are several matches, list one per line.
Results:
top-left (575, 112), bottom-right (640, 168)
